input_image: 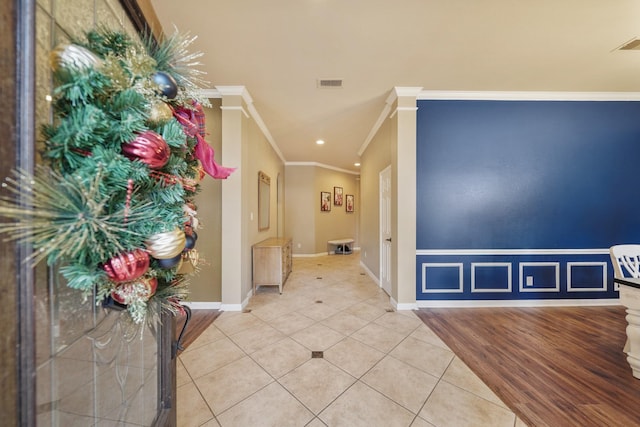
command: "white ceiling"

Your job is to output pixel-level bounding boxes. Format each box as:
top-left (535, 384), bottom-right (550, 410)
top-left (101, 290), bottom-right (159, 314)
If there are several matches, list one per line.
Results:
top-left (150, 0), bottom-right (640, 172)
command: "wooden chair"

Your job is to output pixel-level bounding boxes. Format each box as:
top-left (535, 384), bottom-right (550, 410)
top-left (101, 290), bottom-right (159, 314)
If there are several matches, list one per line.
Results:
top-left (610, 244), bottom-right (640, 279)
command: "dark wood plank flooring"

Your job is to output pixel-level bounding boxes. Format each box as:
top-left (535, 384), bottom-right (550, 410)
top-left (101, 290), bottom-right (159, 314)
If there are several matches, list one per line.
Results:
top-left (415, 306), bottom-right (640, 427)
top-left (175, 309), bottom-right (221, 355)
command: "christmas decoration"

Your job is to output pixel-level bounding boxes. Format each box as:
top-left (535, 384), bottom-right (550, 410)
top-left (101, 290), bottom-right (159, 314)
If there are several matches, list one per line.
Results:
top-left (103, 249), bottom-right (150, 283)
top-left (0, 28), bottom-right (234, 324)
top-left (152, 71), bottom-right (179, 99)
top-left (122, 130), bottom-right (171, 169)
top-left (156, 253), bottom-right (183, 269)
top-left (146, 228), bottom-right (186, 259)
top-left (147, 100), bottom-right (174, 125)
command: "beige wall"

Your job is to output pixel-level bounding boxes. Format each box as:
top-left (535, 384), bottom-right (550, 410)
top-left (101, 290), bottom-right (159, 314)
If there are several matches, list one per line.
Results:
top-left (285, 164), bottom-right (359, 255)
top-left (219, 88), bottom-right (285, 307)
top-left (189, 99), bottom-right (223, 301)
top-left (359, 113), bottom-right (394, 279)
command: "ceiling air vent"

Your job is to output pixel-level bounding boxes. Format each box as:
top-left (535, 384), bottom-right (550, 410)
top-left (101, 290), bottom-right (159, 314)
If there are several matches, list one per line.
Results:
top-left (618, 38), bottom-right (640, 51)
top-left (317, 78), bottom-right (343, 88)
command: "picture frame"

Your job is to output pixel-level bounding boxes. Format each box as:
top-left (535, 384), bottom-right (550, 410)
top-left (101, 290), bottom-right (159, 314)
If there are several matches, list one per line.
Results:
top-left (346, 194), bottom-right (354, 212)
top-left (334, 186), bottom-right (343, 206)
top-left (321, 191), bottom-right (331, 211)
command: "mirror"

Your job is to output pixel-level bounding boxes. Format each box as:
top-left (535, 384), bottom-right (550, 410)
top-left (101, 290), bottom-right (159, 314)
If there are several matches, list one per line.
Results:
top-left (258, 171), bottom-right (270, 231)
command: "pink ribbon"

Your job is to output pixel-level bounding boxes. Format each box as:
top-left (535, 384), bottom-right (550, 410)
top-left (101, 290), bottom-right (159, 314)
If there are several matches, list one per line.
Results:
top-left (174, 101), bottom-right (235, 179)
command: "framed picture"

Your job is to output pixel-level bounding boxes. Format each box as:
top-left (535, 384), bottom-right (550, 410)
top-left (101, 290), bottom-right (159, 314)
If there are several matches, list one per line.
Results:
top-left (346, 194), bottom-right (354, 212)
top-left (321, 191), bottom-right (331, 211)
top-left (334, 186), bottom-right (343, 206)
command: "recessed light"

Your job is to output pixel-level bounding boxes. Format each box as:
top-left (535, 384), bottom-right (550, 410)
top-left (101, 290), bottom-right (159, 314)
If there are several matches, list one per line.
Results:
top-left (316, 139), bottom-right (325, 145)
top-left (354, 162), bottom-right (360, 167)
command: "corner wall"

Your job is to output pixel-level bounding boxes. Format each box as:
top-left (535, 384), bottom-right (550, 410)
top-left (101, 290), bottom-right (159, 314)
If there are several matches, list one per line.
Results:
top-left (285, 164), bottom-right (359, 255)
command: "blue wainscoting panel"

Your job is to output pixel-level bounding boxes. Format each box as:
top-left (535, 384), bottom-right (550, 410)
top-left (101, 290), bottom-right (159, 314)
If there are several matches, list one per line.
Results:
top-left (416, 98), bottom-right (640, 303)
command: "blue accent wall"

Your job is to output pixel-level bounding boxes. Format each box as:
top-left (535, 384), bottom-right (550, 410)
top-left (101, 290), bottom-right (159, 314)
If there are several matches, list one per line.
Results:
top-left (415, 99), bottom-right (640, 301)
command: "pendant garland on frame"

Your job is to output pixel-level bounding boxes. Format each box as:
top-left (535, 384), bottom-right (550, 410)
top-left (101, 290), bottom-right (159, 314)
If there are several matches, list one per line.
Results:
top-left (0, 27), bottom-right (234, 324)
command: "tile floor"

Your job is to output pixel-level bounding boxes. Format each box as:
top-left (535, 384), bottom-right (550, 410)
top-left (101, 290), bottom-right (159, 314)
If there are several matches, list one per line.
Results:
top-left (177, 254), bottom-right (527, 427)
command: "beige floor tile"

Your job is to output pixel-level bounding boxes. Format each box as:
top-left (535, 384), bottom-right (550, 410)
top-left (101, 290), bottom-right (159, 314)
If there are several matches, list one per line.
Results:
top-left (268, 311), bottom-right (316, 335)
top-left (410, 416), bottom-right (436, 427)
top-left (323, 337), bottom-right (385, 378)
top-left (182, 324), bottom-right (226, 354)
top-left (248, 300), bottom-right (296, 322)
top-left (228, 322), bottom-right (286, 354)
top-left (298, 301), bottom-right (340, 321)
top-left (279, 358), bottom-right (356, 414)
top-left (216, 382), bottom-right (314, 427)
top-left (176, 358), bottom-right (191, 387)
top-left (362, 356), bottom-right (439, 413)
top-left (321, 311), bottom-right (370, 336)
top-left (343, 301), bottom-right (388, 321)
top-left (179, 337), bottom-right (245, 379)
top-left (442, 356), bottom-right (507, 408)
top-left (409, 324), bottom-right (450, 351)
top-left (212, 311), bottom-right (265, 335)
top-left (515, 416), bottom-right (528, 426)
top-left (350, 322), bottom-right (407, 353)
top-left (291, 323), bottom-right (346, 351)
top-left (250, 337), bottom-right (310, 378)
top-left (390, 336), bottom-right (455, 378)
top-left (195, 356), bottom-right (273, 414)
top-left (419, 381), bottom-right (516, 427)
top-left (319, 381), bottom-right (415, 427)
top-left (178, 254), bottom-right (518, 426)
top-left (176, 381), bottom-right (214, 427)
top-left (305, 417), bottom-right (329, 427)
top-left (374, 311), bottom-right (423, 335)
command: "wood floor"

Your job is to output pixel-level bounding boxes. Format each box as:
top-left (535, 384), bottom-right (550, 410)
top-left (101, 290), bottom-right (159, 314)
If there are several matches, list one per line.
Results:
top-left (415, 306), bottom-right (640, 427)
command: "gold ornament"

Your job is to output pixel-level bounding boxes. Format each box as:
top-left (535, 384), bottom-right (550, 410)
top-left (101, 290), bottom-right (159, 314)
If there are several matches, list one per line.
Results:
top-left (145, 228), bottom-right (186, 259)
top-left (50, 44), bottom-right (101, 75)
top-left (148, 101), bottom-right (173, 125)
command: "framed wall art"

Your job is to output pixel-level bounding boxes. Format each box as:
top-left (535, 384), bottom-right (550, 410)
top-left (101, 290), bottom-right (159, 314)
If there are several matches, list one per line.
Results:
top-left (334, 186), bottom-right (343, 206)
top-left (346, 194), bottom-right (354, 212)
top-left (321, 191), bottom-right (331, 211)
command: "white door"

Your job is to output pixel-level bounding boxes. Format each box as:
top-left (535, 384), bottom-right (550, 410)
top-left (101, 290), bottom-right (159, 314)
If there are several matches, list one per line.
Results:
top-left (380, 166), bottom-right (392, 295)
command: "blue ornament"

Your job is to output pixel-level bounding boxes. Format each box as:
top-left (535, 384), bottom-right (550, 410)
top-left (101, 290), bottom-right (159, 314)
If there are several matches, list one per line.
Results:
top-left (152, 71), bottom-right (178, 99)
top-left (156, 253), bottom-right (182, 269)
top-left (185, 234), bottom-right (196, 250)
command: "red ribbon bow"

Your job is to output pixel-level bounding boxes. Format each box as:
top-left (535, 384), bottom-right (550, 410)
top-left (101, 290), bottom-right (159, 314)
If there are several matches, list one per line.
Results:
top-left (174, 101), bottom-right (235, 179)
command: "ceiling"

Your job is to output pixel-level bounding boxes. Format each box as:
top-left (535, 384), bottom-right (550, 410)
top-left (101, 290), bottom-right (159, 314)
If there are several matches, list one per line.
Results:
top-left (149, 0), bottom-right (640, 173)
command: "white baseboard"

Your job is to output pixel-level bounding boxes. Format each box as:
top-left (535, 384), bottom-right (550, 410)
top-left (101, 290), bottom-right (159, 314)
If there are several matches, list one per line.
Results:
top-left (415, 298), bottom-right (621, 308)
top-left (182, 301), bottom-right (221, 310)
top-left (293, 247), bottom-right (361, 257)
top-left (359, 260), bottom-right (380, 287)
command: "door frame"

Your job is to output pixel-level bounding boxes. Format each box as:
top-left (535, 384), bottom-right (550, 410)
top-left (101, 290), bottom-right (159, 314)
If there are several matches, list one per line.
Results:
top-left (379, 165), bottom-right (392, 296)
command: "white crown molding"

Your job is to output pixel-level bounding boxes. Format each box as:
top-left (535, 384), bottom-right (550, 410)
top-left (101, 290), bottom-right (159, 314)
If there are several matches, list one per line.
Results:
top-left (418, 90), bottom-right (640, 101)
top-left (199, 88), bottom-right (222, 99)
top-left (394, 86), bottom-right (424, 98)
top-left (220, 105), bottom-right (250, 118)
top-left (285, 161), bottom-right (360, 175)
top-left (358, 86), bottom-right (423, 156)
top-left (211, 86), bottom-right (286, 164)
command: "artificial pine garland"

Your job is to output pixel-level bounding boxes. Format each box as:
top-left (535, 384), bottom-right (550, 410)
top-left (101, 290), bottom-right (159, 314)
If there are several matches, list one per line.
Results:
top-left (0, 27), bottom-right (233, 324)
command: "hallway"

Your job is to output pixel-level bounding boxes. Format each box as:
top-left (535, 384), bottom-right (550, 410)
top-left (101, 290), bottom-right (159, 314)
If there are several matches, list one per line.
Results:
top-left (176, 254), bottom-right (525, 426)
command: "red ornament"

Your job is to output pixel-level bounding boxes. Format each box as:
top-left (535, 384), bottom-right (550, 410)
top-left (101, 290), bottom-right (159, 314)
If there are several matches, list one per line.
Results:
top-left (122, 130), bottom-right (170, 169)
top-left (111, 277), bottom-right (158, 305)
top-left (103, 249), bottom-right (150, 283)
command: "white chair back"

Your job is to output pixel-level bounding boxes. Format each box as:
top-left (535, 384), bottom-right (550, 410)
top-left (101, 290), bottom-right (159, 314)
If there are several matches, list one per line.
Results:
top-left (610, 245), bottom-right (640, 278)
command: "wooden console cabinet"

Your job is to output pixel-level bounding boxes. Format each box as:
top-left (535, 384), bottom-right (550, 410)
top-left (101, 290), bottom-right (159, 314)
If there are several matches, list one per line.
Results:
top-left (252, 237), bottom-right (292, 294)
